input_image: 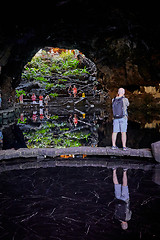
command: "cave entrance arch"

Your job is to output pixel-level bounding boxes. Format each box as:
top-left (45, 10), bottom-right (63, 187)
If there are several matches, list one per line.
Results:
top-left (18, 46), bottom-right (98, 103)
top-left (13, 47), bottom-right (107, 150)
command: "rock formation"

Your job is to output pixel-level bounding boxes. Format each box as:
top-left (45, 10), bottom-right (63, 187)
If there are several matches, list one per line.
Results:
top-left (0, 1), bottom-right (160, 108)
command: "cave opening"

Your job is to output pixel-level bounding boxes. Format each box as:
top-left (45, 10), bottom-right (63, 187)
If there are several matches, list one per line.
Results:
top-left (1, 45), bottom-right (160, 150)
top-left (1, 47), bottom-right (109, 150)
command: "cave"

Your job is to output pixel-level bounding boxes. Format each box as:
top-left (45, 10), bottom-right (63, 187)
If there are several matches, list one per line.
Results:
top-left (0, 1), bottom-right (160, 150)
top-left (1, 3), bottom-right (160, 239)
top-left (0, 1), bottom-right (160, 109)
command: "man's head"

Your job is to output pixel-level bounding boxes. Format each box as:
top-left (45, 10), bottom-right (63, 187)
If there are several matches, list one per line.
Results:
top-left (118, 88), bottom-right (125, 96)
top-left (121, 221), bottom-right (128, 230)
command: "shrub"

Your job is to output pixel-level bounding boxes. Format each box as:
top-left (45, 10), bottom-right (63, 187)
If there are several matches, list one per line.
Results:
top-left (59, 51), bottom-right (75, 61)
top-left (50, 63), bottom-right (61, 73)
top-left (16, 89), bottom-right (26, 97)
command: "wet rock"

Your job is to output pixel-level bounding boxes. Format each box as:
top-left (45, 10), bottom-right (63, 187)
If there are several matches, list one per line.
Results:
top-left (79, 73), bottom-right (89, 80)
top-left (152, 166), bottom-right (160, 185)
top-left (3, 124), bottom-right (27, 150)
top-left (17, 81), bottom-right (42, 92)
top-left (151, 141), bottom-right (160, 163)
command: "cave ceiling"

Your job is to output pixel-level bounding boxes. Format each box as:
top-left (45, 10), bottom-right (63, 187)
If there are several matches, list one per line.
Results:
top-left (0, 1), bottom-right (160, 90)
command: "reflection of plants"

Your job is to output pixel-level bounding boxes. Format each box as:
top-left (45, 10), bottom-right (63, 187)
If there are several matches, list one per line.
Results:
top-left (17, 117), bottom-right (27, 124)
top-left (64, 132), bottom-right (91, 140)
top-left (24, 116), bottom-right (90, 148)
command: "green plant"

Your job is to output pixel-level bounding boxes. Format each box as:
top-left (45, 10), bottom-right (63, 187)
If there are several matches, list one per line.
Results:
top-left (16, 89), bottom-right (26, 97)
top-left (45, 83), bottom-right (55, 90)
top-left (17, 117), bottom-right (27, 124)
top-left (59, 51), bottom-right (75, 60)
top-left (39, 64), bottom-right (51, 76)
top-left (22, 67), bottom-right (38, 80)
top-left (50, 115), bottom-right (59, 120)
top-left (63, 66), bottom-right (89, 76)
top-left (58, 79), bottom-right (67, 82)
top-left (50, 63), bottom-right (61, 73)
top-left (64, 132), bottom-right (91, 140)
top-left (61, 59), bottom-right (79, 70)
top-left (54, 84), bottom-right (65, 88)
top-left (49, 93), bottom-right (58, 98)
top-left (35, 76), bottom-right (48, 82)
top-left (27, 56), bottom-right (43, 68)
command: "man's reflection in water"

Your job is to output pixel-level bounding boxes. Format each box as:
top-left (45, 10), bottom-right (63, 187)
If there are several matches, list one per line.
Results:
top-left (112, 168), bottom-right (132, 230)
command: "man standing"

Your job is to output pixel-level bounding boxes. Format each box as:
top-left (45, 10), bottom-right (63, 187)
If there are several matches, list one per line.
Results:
top-left (112, 88), bottom-right (129, 151)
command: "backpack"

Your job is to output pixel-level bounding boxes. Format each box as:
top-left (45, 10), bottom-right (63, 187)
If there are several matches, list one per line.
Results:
top-left (112, 97), bottom-right (124, 119)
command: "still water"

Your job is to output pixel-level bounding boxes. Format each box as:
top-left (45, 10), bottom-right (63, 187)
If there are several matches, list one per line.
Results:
top-left (1, 97), bottom-right (160, 150)
top-left (0, 166), bottom-right (160, 240)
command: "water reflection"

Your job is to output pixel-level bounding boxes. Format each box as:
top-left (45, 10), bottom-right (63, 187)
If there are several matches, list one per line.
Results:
top-left (113, 168), bottom-right (132, 230)
top-left (0, 96), bottom-right (160, 149)
top-left (0, 166), bottom-right (160, 239)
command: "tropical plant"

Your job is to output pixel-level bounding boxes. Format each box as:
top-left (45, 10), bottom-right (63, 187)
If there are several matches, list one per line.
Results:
top-left (49, 93), bottom-right (58, 98)
top-left (59, 51), bottom-right (75, 60)
top-left (16, 89), bottom-right (26, 97)
top-left (17, 117), bottom-right (27, 124)
top-left (63, 66), bottom-right (89, 76)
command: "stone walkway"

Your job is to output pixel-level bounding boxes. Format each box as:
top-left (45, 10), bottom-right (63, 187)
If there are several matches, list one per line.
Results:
top-left (0, 146), bottom-right (153, 161)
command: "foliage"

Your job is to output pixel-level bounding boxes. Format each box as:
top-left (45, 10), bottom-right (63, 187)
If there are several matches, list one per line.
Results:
top-left (45, 83), bottom-right (55, 90)
top-left (22, 67), bottom-right (38, 80)
top-left (63, 66), bottom-right (89, 76)
top-left (64, 132), bottom-right (91, 140)
top-left (35, 76), bottom-right (48, 82)
top-left (50, 63), bottom-right (61, 73)
top-left (61, 58), bottom-right (79, 70)
top-left (23, 114), bottom-right (90, 148)
top-left (50, 115), bottom-right (59, 120)
top-left (16, 89), bottom-right (26, 97)
top-left (59, 51), bottom-right (75, 60)
top-left (21, 49), bottom-right (90, 83)
top-left (19, 49), bottom-right (94, 149)
top-left (49, 93), bottom-right (58, 98)
top-left (58, 78), bottom-right (67, 82)
top-left (17, 117), bottom-right (27, 124)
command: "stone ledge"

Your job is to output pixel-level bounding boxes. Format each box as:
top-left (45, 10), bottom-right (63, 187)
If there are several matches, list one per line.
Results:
top-left (151, 141), bottom-right (160, 163)
top-left (0, 146), bottom-right (154, 162)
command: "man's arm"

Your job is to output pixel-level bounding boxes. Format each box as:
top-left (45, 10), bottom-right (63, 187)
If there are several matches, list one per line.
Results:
top-left (124, 98), bottom-right (129, 107)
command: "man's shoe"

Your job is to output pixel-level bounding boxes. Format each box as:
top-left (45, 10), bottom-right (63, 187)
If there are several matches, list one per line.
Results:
top-left (123, 147), bottom-right (129, 151)
top-left (123, 168), bottom-right (128, 172)
top-left (111, 146), bottom-right (119, 150)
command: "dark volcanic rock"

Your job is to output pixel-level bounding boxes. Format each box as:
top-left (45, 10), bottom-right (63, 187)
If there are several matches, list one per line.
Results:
top-left (151, 141), bottom-right (160, 163)
top-left (16, 81), bottom-right (42, 92)
top-left (0, 2), bottom-right (160, 107)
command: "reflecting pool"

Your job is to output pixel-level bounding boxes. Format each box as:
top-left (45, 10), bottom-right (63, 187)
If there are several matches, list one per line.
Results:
top-left (0, 166), bottom-right (160, 239)
top-left (1, 101), bottom-right (160, 150)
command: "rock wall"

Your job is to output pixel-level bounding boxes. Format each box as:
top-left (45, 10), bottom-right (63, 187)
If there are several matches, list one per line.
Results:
top-left (0, 2), bottom-right (160, 107)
